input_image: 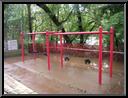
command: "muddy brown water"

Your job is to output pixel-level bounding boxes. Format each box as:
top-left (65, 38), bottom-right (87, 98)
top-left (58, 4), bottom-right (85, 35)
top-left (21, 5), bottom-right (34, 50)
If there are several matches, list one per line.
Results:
top-left (4, 53), bottom-right (124, 94)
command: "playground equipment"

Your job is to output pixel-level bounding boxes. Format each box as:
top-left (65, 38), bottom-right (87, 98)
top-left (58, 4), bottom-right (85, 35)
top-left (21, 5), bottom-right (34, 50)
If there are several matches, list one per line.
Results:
top-left (20, 26), bottom-right (114, 85)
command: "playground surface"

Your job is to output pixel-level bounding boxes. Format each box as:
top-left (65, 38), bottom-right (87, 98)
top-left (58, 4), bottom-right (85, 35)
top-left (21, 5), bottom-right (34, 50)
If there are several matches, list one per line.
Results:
top-left (4, 54), bottom-right (124, 94)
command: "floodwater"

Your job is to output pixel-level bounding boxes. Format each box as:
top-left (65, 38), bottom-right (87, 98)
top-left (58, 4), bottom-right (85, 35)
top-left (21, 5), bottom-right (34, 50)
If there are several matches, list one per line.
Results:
top-left (4, 53), bottom-right (124, 94)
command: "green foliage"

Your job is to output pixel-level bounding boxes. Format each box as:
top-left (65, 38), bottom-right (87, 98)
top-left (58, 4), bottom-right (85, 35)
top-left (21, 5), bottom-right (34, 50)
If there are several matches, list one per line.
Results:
top-left (102, 11), bottom-right (124, 49)
top-left (4, 4), bottom-right (124, 51)
top-left (35, 35), bottom-right (45, 43)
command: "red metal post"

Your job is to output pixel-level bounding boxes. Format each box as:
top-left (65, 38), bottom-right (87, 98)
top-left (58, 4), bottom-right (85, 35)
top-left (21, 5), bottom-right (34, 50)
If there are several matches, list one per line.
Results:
top-left (32, 33), bottom-right (36, 60)
top-left (60, 34), bottom-right (63, 68)
top-left (109, 27), bottom-right (114, 78)
top-left (46, 31), bottom-right (51, 71)
top-left (20, 32), bottom-right (24, 62)
top-left (56, 35), bottom-right (58, 52)
top-left (98, 26), bottom-right (103, 85)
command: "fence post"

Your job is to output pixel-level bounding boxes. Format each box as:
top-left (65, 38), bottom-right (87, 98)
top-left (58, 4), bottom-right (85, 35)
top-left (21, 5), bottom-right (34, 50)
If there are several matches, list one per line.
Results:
top-left (99, 26), bottom-right (103, 85)
top-left (32, 33), bottom-right (36, 60)
top-left (60, 34), bottom-right (63, 68)
top-left (46, 31), bottom-right (51, 71)
top-left (56, 35), bottom-right (58, 52)
top-left (109, 27), bottom-right (114, 78)
top-left (20, 32), bottom-right (24, 63)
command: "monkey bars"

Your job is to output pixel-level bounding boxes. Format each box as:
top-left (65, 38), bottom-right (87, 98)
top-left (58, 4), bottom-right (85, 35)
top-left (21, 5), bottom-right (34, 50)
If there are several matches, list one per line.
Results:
top-left (20, 26), bottom-right (114, 85)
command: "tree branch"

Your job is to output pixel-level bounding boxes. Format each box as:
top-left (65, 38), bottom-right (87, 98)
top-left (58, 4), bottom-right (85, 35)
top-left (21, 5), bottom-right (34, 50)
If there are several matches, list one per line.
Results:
top-left (60, 9), bottom-right (73, 24)
top-left (36, 4), bottom-right (72, 43)
top-left (37, 4), bottom-right (60, 26)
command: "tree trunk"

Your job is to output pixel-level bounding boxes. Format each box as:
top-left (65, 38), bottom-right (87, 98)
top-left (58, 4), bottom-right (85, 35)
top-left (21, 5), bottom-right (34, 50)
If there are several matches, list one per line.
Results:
top-left (76, 4), bottom-right (84, 44)
top-left (114, 34), bottom-right (119, 51)
top-left (37, 4), bottom-right (71, 43)
top-left (27, 4), bottom-right (32, 39)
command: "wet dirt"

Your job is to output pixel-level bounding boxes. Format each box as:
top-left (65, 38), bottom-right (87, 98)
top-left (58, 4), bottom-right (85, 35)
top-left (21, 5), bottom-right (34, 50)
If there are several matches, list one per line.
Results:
top-left (4, 53), bottom-right (124, 94)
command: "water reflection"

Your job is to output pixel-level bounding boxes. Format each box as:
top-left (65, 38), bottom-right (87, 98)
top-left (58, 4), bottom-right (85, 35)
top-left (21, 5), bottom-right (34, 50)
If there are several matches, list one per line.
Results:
top-left (90, 62), bottom-right (109, 70)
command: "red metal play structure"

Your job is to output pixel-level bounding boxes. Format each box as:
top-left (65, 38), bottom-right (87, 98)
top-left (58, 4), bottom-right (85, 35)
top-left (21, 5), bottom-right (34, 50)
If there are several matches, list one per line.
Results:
top-left (20, 26), bottom-right (114, 85)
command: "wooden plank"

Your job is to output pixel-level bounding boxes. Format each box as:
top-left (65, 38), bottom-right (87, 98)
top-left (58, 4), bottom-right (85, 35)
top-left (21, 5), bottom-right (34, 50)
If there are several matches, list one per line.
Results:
top-left (4, 73), bottom-right (37, 94)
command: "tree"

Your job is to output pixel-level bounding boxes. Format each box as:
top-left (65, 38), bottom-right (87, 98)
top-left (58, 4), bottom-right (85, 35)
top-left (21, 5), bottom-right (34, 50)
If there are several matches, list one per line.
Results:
top-left (4, 4), bottom-right (124, 51)
top-left (100, 4), bottom-right (124, 50)
top-left (75, 4), bottom-right (84, 44)
top-left (27, 4), bottom-right (32, 36)
top-left (37, 4), bottom-right (72, 43)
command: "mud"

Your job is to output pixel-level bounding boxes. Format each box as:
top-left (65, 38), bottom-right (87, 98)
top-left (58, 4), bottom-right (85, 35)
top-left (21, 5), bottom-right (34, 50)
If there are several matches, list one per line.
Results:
top-left (4, 53), bottom-right (124, 94)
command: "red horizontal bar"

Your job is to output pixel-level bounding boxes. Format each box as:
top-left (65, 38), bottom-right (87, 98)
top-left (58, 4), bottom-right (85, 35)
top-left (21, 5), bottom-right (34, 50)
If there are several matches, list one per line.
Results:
top-left (27, 31), bottom-right (58, 35)
top-left (26, 31), bottom-right (111, 35)
top-left (43, 47), bottom-right (124, 54)
top-left (27, 32), bottom-right (46, 35)
top-left (53, 31), bottom-right (110, 35)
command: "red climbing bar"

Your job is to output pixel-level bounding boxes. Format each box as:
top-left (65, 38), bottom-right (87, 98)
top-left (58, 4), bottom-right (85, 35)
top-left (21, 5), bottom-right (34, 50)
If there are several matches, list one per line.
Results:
top-left (27, 31), bottom-right (56, 35)
top-left (60, 35), bottom-right (63, 68)
top-left (46, 32), bottom-right (51, 71)
top-left (53, 31), bottom-right (109, 35)
top-left (27, 31), bottom-right (110, 35)
top-left (98, 26), bottom-right (103, 85)
top-left (56, 35), bottom-right (58, 52)
top-left (23, 27), bottom-right (113, 85)
top-left (20, 32), bottom-right (24, 62)
top-left (109, 27), bottom-right (114, 78)
top-left (27, 32), bottom-right (46, 35)
top-left (32, 33), bottom-right (36, 60)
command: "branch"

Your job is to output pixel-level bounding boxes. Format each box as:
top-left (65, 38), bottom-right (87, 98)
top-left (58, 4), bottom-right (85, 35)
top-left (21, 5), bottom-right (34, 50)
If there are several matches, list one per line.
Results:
top-left (89, 23), bottom-right (96, 31)
top-left (70, 35), bottom-right (79, 42)
top-left (60, 9), bottom-right (73, 24)
top-left (37, 4), bottom-right (60, 26)
top-left (37, 4), bottom-right (72, 43)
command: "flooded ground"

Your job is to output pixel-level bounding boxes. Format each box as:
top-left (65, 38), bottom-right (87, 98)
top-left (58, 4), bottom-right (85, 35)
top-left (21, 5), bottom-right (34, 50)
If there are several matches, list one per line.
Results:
top-left (4, 53), bottom-right (124, 95)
